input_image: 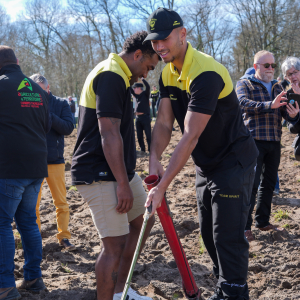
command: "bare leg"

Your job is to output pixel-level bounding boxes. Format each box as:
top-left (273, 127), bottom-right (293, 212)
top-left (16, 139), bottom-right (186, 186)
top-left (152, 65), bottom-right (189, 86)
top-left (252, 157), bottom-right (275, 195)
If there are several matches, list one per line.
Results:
top-left (114, 215), bottom-right (155, 293)
top-left (96, 235), bottom-right (127, 300)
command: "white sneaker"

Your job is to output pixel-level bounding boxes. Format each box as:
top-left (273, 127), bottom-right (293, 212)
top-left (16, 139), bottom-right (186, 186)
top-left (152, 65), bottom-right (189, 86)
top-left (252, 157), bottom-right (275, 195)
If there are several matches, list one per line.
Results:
top-left (114, 287), bottom-right (153, 300)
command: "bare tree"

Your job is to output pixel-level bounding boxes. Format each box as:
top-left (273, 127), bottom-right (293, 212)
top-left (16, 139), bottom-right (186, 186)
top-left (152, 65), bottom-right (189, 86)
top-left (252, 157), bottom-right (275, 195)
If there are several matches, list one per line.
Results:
top-left (227, 0), bottom-right (300, 78)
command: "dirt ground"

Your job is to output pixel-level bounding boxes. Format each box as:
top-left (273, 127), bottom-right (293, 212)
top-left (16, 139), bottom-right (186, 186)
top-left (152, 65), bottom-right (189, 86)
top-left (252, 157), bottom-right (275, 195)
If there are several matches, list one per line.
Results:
top-left (14, 124), bottom-right (300, 300)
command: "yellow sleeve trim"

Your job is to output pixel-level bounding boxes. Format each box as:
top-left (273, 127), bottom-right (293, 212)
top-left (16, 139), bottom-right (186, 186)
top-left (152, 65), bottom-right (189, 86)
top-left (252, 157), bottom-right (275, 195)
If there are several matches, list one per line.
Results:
top-left (80, 54), bottom-right (130, 109)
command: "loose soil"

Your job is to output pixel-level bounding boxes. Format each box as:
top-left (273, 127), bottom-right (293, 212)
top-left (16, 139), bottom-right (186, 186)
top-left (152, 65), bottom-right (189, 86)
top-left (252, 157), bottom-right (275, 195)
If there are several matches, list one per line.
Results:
top-left (14, 124), bottom-right (300, 300)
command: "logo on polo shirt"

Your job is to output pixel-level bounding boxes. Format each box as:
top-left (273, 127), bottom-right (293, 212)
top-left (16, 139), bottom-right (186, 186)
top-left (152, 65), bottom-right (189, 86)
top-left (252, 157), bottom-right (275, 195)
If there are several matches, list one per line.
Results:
top-left (99, 172), bottom-right (108, 176)
top-left (170, 94), bottom-right (177, 100)
top-left (149, 19), bottom-right (157, 30)
top-left (17, 78), bottom-right (33, 91)
top-left (173, 21), bottom-right (180, 26)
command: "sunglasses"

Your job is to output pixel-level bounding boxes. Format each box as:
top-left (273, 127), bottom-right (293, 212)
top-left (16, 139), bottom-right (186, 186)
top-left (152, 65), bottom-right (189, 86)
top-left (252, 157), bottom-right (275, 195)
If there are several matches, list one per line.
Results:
top-left (256, 63), bottom-right (277, 69)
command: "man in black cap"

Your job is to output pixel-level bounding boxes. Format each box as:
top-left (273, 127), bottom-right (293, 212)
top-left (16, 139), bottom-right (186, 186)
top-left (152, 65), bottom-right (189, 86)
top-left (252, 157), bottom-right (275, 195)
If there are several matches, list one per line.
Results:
top-left (71, 31), bottom-right (159, 300)
top-left (144, 7), bottom-right (258, 300)
top-left (131, 79), bottom-right (151, 154)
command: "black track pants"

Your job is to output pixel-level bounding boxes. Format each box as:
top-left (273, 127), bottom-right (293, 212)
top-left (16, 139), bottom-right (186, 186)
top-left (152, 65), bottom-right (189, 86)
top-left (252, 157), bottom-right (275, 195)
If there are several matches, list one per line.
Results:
top-left (135, 114), bottom-right (151, 152)
top-left (196, 159), bottom-right (256, 300)
top-left (151, 101), bottom-right (156, 118)
top-left (246, 140), bottom-right (280, 230)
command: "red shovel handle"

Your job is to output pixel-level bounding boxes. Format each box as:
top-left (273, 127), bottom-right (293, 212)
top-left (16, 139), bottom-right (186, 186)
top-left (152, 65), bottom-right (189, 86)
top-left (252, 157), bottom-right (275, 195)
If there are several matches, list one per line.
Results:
top-left (144, 175), bottom-right (201, 300)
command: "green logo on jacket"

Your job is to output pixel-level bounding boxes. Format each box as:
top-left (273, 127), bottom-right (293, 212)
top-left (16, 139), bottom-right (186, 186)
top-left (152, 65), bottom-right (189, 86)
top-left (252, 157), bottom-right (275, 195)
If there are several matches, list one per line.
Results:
top-left (17, 78), bottom-right (33, 91)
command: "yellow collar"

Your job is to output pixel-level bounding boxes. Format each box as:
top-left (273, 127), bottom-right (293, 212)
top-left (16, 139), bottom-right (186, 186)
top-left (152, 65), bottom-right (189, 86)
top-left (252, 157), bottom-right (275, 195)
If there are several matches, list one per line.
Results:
top-left (169, 42), bottom-right (194, 81)
top-left (109, 53), bottom-right (132, 81)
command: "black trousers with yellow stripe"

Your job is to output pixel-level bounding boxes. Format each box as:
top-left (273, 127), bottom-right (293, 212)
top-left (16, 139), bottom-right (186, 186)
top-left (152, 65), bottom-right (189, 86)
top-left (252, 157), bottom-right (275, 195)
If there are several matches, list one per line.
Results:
top-left (196, 158), bottom-right (256, 300)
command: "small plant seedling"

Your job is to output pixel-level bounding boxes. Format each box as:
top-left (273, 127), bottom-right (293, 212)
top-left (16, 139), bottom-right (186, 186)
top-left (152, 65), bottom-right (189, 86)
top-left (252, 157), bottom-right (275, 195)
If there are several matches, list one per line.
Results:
top-left (142, 170), bottom-right (149, 175)
top-left (172, 293), bottom-right (180, 299)
top-left (249, 252), bottom-right (257, 258)
top-left (298, 179), bottom-right (300, 182)
top-left (283, 224), bottom-right (290, 229)
top-left (164, 153), bottom-right (171, 158)
top-left (17, 241), bottom-right (23, 249)
top-left (14, 232), bottom-right (20, 238)
top-left (199, 235), bottom-right (205, 255)
top-left (61, 263), bottom-right (71, 273)
top-left (294, 162), bottom-right (299, 166)
top-left (273, 209), bottom-right (289, 222)
top-left (69, 186), bottom-right (78, 191)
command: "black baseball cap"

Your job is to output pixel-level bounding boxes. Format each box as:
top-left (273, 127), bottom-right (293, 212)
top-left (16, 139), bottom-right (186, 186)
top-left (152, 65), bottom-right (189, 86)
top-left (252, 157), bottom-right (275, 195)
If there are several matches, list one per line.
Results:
top-left (143, 8), bottom-right (183, 43)
top-left (133, 83), bottom-right (143, 88)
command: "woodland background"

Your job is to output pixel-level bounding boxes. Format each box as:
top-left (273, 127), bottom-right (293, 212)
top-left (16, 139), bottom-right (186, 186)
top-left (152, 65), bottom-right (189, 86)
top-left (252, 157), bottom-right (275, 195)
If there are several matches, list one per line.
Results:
top-left (1, 0), bottom-right (300, 99)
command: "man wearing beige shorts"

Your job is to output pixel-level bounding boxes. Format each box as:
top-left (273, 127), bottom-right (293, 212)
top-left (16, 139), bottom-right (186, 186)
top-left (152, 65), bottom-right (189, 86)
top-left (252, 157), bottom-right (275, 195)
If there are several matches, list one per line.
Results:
top-left (71, 31), bottom-right (160, 300)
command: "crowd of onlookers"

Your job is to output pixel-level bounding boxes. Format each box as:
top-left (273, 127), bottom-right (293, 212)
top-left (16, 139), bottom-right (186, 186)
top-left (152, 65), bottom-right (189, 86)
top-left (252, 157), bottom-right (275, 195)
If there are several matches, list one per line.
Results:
top-left (1, 11), bottom-right (300, 300)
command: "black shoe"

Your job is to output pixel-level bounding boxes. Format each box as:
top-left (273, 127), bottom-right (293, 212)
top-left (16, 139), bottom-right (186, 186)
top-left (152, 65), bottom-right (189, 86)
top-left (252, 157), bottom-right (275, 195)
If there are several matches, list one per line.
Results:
top-left (0, 287), bottom-right (21, 300)
top-left (208, 288), bottom-right (224, 300)
top-left (17, 277), bottom-right (46, 292)
top-left (60, 239), bottom-right (76, 251)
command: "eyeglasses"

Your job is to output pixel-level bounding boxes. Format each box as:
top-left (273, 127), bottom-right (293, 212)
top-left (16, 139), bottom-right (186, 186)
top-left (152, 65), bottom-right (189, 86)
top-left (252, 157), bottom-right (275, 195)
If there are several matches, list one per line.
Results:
top-left (286, 70), bottom-right (299, 78)
top-left (256, 63), bottom-right (277, 69)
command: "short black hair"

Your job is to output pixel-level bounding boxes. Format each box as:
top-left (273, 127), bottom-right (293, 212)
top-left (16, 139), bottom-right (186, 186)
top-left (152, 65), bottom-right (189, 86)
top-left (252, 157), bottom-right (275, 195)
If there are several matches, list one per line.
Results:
top-left (122, 31), bottom-right (161, 60)
top-left (0, 45), bottom-right (17, 69)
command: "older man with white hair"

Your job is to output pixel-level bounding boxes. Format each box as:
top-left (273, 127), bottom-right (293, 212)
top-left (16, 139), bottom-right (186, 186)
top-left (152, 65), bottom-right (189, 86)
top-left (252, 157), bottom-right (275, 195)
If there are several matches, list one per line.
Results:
top-left (236, 50), bottom-right (299, 242)
top-left (30, 74), bottom-right (75, 251)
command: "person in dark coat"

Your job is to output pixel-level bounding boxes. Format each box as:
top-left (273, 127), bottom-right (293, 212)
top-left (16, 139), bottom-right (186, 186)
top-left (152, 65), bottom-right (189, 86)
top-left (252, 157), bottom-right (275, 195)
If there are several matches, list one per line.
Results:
top-left (0, 46), bottom-right (50, 298)
top-left (68, 96), bottom-right (76, 128)
top-left (282, 57), bottom-right (300, 160)
top-left (30, 74), bottom-right (75, 251)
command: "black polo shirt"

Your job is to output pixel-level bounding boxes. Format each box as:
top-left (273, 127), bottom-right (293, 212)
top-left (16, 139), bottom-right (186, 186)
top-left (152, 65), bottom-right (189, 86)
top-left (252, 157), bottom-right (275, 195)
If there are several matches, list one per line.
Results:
top-left (159, 43), bottom-right (258, 176)
top-left (71, 54), bottom-right (136, 184)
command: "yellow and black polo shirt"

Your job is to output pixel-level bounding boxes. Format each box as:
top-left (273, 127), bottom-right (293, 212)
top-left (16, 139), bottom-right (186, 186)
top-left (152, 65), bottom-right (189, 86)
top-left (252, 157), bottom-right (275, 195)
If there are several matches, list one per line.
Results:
top-left (150, 90), bottom-right (160, 104)
top-left (71, 53), bottom-right (136, 184)
top-left (159, 43), bottom-right (257, 175)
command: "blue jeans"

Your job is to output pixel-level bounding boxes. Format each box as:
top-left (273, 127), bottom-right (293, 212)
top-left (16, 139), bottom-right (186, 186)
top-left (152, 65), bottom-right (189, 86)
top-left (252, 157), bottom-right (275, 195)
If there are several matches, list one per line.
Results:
top-left (275, 174), bottom-right (280, 190)
top-left (0, 178), bottom-right (43, 288)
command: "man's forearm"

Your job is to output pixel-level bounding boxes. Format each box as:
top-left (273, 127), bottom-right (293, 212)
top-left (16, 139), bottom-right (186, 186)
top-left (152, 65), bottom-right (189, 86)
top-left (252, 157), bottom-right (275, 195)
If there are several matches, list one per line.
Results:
top-left (150, 121), bottom-right (173, 162)
top-left (102, 133), bottom-right (129, 185)
top-left (143, 78), bottom-right (150, 94)
top-left (239, 97), bottom-right (272, 114)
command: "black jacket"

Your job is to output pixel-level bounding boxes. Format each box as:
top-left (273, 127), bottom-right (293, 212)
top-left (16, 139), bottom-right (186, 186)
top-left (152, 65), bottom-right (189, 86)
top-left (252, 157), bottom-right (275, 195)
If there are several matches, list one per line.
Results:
top-left (0, 64), bottom-right (50, 179)
top-left (287, 88), bottom-right (300, 159)
top-left (130, 79), bottom-right (150, 114)
top-left (47, 92), bottom-right (74, 164)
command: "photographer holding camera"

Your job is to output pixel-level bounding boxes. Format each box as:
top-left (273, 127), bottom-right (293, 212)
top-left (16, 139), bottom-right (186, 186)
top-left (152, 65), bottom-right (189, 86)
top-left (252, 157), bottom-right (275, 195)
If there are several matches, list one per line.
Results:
top-left (282, 57), bottom-right (300, 160)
